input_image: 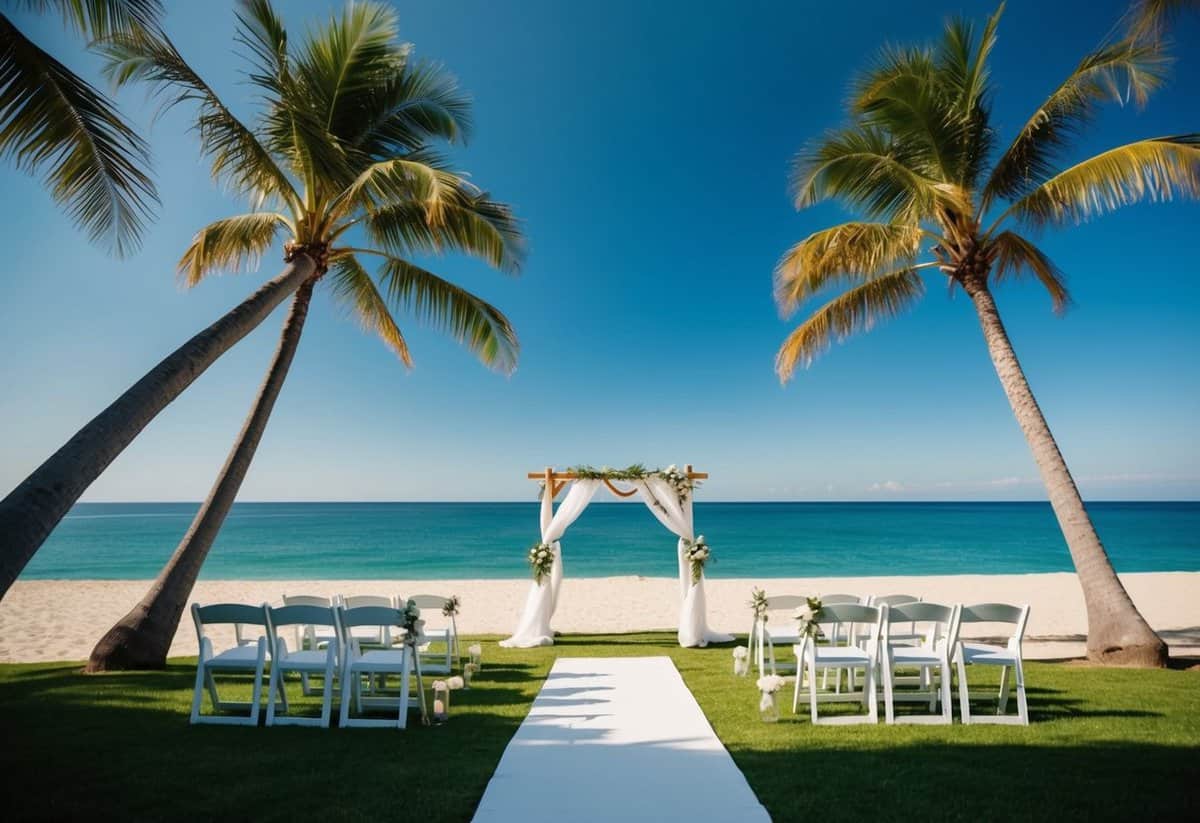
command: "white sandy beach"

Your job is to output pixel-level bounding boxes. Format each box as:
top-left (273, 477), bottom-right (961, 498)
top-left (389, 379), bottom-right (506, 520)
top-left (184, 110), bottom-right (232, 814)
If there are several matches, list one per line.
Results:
top-left (1, 572), bottom-right (1197, 664)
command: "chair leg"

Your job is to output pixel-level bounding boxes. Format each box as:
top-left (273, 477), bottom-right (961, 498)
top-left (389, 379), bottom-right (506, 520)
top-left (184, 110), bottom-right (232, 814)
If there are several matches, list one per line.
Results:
top-left (956, 656), bottom-right (972, 724)
top-left (320, 661), bottom-right (335, 728)
top-left (190, 663), bottom-right (206, 724)
top-left (1014, 658), bottom-right (1028, 725)
top-left (808, 653), bottom-right (820, 724)
top-left (266, 666), bottom-right (281, 725)
top-left (882, 652), bottom-right (895, 725)
top-left (397, 656), bottom-right (412, 730)
top-left (998, 665), bottom-right (1011, 714)
top-left (204, 670), bottom-right (221, 712)
top-left (940, 662), bottom-right (953, 723)
top-left (865, 662), bottom-right (878, 723)
top-left (249, 657), bottom-right (265, 726)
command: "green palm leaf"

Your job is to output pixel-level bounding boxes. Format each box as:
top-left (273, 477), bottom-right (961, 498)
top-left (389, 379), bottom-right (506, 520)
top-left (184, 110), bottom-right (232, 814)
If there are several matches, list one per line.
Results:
top-left (328, 253), bottom-right (412, 366)
top-left (100, 26), bottom-right (300, 212)
top-left (775, 222), bottom-right (923, 313)
top-left (984, 40), bottom-right (1170, 206)
top-left (989, 231), bottom-right (1071, 314)
top-left (370, 252), bottom-right (518, 374)
top-left (1, 13), bottom-right (156, 256)
top-left (1006, 134), bottom-right (1200, 227)
top-left (350, 60), bottom-right (471, 157)
top-left (776, 268), bottom-right (926, 381)
top-left (366, 189), bottom-right (524, 273)
top-left (177, 212), bottom-right (291, 287)
top-left (15, 0), bottom-right (161, 38)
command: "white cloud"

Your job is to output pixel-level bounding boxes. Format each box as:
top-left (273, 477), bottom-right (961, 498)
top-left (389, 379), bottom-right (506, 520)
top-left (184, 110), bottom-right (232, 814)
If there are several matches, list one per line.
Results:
top-left (868, 480), bottom-right (904, 492)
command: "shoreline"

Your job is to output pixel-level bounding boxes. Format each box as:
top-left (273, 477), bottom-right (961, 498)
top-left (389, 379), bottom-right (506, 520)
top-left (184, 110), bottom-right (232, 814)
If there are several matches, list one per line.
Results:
top-left (3, 571), bottom-right (1197, 663)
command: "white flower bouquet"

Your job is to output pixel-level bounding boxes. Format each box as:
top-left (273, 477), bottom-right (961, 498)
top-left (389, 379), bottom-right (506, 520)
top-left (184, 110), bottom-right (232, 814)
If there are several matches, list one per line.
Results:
top-left (756, 674), bottom-right (786, 694)
top-left (793, 596), bottom-right (824, 640)
top-left (732, 645), bottom-right (750, 676)
top-left (684, 536), bottom-right (712, 584)
top-left (749, 587), bottom-right (769, 622)
top-left (527, 542), bottom-right (554, 584)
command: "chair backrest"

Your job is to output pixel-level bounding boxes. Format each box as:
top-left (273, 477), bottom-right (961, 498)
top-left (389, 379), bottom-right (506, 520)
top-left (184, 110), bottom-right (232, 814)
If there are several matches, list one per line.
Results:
top-left (282, 594), bottom-right (333, 608)
top-left (268, 604), bottom-right (340, 629)
top-left (886, 602), bottom-right (960, 650)
top-left (820, 593), bottom-right (864, 606)
top-left (871, 593), bottom-right (920, 607)
top-left (407, 594), bottom-right (447, 610)
top-left (812, 603), bottom-right (886, 644)
top-left (341, 594), bottom-right (394, 609)
top-left (338, 605), bottom-right (403, 629)
top-left (961, 603), bottom-right (1030, 648)
top-left (194, 603), bottom-right (268, 627)
top-left (192, 603), bottom-right (268, 651)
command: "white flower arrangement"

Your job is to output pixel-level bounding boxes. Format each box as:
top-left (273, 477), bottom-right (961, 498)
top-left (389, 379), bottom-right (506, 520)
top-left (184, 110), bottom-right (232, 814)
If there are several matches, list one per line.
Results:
top-left (527, 542), bottom-right (554, 584)
top-left (442, 595), bottom-right (460, 617)
top-left (732, 646), bottom-right (749, 660)
top-left (756, 674), bottom-right (786, 694)
top-left (793, 596), bottom-right (824, 640)
top-left (749, 587), bottom-right (769, 623)
top-left (467, 643), bottom-right (483, 657)
top-left (447, 675), bottom-right (465, 690)
top-left (684, 536), bottom-right (711, 584)
top-left (431, 679), bottom-right (448, 692)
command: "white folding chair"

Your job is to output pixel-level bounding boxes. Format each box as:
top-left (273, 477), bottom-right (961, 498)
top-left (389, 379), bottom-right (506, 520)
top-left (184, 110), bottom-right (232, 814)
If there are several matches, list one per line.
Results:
top-left (881, 602), bottom-right (961, 725)
top-left (281, 594), bottom-right (338, 651)
top-left (407, 594), bottom-right (459, 675)
top-left (190, 603), bottom-right (272, 726)
top-left (337, 606), bottom-right (426, 729)
top-left (339, 595), bottom-right (396, 648)
top-left (866, 593), bottom-right (924, 687)
top-left (818, 593), bottom-right (867, 691)
top-left (751, 595), bottom-right (807, 677)
top-left (265, 604), bottom-right (342, 728)
top-left (955, 603), bottom-right (1031, 725)
top-left (792, 603), bottom-right (885, 725)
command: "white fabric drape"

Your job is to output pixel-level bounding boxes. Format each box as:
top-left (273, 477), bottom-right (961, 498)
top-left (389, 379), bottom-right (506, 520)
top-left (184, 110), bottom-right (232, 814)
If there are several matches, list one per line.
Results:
top-left (636, 477), bottom-right (733, 648)
top-left (500, 479), bottom-right (600, 648)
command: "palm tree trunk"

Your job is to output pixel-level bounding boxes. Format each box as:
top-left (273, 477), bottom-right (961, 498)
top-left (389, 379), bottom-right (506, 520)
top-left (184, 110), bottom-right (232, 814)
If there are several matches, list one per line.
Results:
top-left (965, 279), bottom-right (1167, 667)
top-left (0, 256), bottom-right (315, 603)
top-left (85, 278), bottom-right (317, 672)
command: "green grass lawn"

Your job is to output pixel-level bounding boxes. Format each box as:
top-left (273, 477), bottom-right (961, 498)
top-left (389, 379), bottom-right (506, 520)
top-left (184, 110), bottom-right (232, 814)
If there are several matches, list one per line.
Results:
top-left (2, 634), bottom-right (1197, 821)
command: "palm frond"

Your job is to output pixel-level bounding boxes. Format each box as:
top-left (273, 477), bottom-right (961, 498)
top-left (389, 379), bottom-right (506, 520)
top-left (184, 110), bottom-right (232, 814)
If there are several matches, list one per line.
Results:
top-left (774, 222), bottom-right (923, 314)
top-left (100, 27), bottom-right (300, 212)
top-left (791, 126), bottom-right (945, 221)
top-left (333, 153), bottom-right (462, 223)
top-left (234, 0), bottom-right (289, 96)
top-left (1006, 134), bottom-right (1200, 227)
top-left (776, 268), bottom-right (926, 381)
top-left (1, 14), bottom-right (156, 256)
top-left (365, 189), bottom-right (524, 273)
top-left (1127, 0), bottom-right (1198, 41)
top-left (935, 3), bottom-right (1001, 187)
top-left (293, 0), bottom-right (401, 134)
top-left (177, 211), bottom-right (290, 287)
top-left (989, 230), bottom-right (1071, 314)
top-left (328, 253), bottom-right (412, 366)
top-left (984, 39), bottom-right (1171, 205)
top-left (17, 0), bottom-right (161, 38)
top-left (349, 59), bottom-right (471, 157)
top-left (369, 252), bottom-right (519, 374)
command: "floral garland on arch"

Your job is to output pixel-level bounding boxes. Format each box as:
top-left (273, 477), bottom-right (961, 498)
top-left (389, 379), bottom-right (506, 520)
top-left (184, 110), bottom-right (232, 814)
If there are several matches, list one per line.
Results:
top-left (527, 542), bottom-right (554, 584)
top-left (542, 463), bottom-right (700, 506)
top-left (684, 535), bottom-right (711, 584)
top-left (794, 596), bottom-right (824, 639)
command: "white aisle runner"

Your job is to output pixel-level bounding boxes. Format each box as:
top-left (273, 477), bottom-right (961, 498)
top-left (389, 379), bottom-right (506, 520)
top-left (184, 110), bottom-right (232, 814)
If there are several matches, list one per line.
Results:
top-left (472, 656), bottom-right (770, 822)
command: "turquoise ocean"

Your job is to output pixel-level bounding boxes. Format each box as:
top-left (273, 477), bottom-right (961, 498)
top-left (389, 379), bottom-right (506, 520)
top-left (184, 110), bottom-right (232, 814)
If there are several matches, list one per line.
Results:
top-left (20, 501), bottom-right (1200, 580)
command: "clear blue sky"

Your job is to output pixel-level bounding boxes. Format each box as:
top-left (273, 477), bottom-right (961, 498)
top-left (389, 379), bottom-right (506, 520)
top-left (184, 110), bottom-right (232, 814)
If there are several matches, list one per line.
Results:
top-left (1, 0), bottom-right (1197, 502)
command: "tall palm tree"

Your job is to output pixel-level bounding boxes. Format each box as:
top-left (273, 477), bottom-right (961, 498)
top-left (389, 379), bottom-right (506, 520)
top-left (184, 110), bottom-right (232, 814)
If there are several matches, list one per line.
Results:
top-left (85, 0), bottom-right (522, 671)
top-left (774, 4), bottom-right (1198, 666)
top-left (2, 0), bottom-right (159, 255)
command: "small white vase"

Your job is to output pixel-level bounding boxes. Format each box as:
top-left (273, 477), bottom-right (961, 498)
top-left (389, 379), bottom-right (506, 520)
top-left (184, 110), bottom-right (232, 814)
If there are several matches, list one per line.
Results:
top-left (759, 691), bottom-right (780, 723)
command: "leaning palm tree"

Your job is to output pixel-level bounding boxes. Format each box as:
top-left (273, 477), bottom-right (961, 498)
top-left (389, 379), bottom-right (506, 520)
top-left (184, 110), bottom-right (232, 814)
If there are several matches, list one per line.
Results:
top-left (1, 0), bottom-right (159, 255)
top-left (774, 5), bottom-right (1198, 666)
top-left (86, 0), bottom-right (522, 671)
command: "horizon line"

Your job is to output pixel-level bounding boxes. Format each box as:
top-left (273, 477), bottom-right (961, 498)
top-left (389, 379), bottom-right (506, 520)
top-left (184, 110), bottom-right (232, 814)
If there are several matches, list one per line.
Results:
top-left (72, 498), bottom-right (1200, 505)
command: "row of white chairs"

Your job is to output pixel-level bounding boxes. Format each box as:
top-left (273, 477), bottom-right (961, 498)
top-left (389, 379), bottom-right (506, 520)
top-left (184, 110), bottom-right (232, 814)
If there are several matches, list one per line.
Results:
top-left (234, 593), bottom-right (461, 677)
top-left (779, 600), bottom-right (1030, 726)
top-left (192, 601), bottom-right (444, 729)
